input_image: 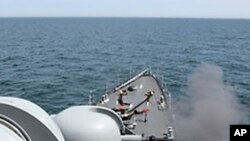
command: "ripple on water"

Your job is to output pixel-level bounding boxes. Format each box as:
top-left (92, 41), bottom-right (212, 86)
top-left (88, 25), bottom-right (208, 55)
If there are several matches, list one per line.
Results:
top-left (0, 18), bottom-right (249, 117)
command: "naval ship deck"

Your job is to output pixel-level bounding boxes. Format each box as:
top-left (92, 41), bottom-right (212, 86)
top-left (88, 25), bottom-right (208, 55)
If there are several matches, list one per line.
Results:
top-left (97, 70), bottom-right (174, 140)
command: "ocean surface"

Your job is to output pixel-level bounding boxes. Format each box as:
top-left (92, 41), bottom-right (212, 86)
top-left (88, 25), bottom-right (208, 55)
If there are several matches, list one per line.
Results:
top-left (0, 18), bottom-right (249, 118)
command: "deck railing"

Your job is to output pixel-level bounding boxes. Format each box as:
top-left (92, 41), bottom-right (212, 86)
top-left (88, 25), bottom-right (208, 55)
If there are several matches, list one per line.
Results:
top-left (114, 68), bottom-right (149, 91)
top-left (88, 68), bottom-right (172, 111)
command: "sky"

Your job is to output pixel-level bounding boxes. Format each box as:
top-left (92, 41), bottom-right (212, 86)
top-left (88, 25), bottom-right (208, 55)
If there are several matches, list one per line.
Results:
top-left (0, 0), bottom-right (250, 19)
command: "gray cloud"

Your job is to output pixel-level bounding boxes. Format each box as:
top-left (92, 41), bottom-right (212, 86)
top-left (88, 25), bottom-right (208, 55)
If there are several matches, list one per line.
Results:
top-left (174, 63), bottom-right (247, 141)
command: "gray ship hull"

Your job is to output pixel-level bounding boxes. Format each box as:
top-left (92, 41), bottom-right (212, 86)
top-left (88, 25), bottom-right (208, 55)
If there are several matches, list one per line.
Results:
top-left (97, 69), bottom-right (175, 141)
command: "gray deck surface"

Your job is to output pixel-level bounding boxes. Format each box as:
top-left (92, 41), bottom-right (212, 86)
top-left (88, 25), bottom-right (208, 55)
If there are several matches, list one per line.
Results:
top-left (97, 74), bottom-right (173, 139)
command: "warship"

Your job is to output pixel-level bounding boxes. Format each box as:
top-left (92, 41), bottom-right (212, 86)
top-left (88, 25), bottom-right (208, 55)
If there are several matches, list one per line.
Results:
top-left (96, 69), bottom-right (175, 141)
top-left (0, 69), bottom-right (175, 141)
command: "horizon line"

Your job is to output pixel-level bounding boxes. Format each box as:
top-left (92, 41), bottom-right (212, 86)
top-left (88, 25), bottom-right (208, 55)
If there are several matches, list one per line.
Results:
top-left (0, 16), bottom-right (250, 20)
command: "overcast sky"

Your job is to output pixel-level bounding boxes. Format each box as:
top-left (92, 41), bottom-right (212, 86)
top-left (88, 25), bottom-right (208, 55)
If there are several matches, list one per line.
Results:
top-left (0, 0), bottom-right (249, 19)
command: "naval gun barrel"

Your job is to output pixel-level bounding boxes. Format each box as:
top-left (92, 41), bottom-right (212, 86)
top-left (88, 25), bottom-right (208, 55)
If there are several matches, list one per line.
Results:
top-left (127, 91), bottom-right (154, 113)
top-left (121, 135), bottom-right (142, 141)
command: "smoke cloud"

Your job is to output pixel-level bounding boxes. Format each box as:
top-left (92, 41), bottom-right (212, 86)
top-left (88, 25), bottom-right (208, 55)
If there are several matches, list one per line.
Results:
top-left (175, 63), bottom-right (246, 141)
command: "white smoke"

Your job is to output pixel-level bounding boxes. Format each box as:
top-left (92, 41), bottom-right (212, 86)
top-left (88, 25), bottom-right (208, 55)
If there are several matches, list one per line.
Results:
top-left (175, 63), bottom-right (246, 141)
